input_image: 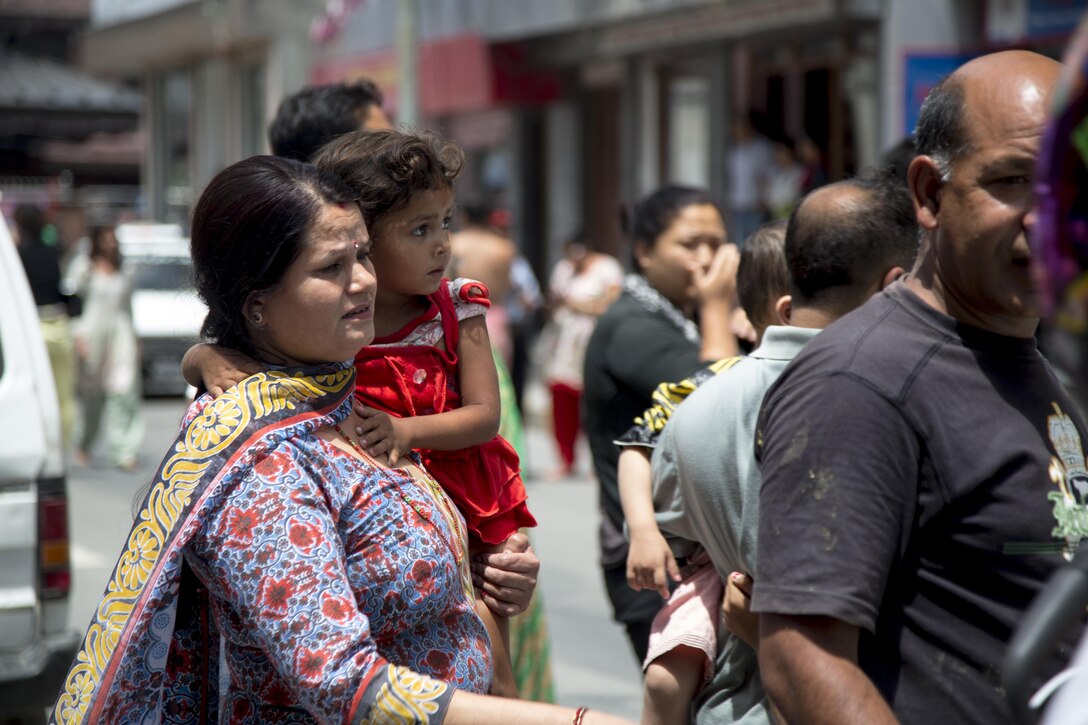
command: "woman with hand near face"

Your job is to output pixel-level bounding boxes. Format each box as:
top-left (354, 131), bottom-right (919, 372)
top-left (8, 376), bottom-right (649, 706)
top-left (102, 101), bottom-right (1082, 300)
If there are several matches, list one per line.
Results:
top-left (52, 156), bottom-right (631, 725)
top-left (582, 185), bottom-right (740, 664)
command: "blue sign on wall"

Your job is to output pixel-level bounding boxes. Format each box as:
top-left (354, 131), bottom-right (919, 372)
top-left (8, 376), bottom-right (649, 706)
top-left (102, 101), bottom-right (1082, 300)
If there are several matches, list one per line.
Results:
top-left (902, 53), bottom-right (975, 136)
top-left (1026, 0), bottom-right (1087, 39)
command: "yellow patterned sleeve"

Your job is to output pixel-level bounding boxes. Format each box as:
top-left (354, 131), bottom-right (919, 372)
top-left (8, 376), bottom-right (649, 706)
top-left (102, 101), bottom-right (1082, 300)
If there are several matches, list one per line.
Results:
top-left (354, 665), bottom-right (453, 725)
top-left (620, 356), bottom-right (745, 447)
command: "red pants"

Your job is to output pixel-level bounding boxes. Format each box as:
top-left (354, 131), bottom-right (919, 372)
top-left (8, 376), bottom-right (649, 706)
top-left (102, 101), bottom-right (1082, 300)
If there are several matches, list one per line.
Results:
top-left (550, 382), bottom-right (582, 471)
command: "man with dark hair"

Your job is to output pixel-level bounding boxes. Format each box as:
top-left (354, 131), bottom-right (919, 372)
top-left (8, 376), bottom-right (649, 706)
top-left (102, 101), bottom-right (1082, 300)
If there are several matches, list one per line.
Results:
top-left (267, 79), bottom-right (390, 161)
top-left (784, 169), bottom-right (918, 317)
top-left (753, 50), bottom-right (1085, 724)
top-left (647, 174), bottom-right (917, 725)
top-left (913, 74), bottom-right (970, 179)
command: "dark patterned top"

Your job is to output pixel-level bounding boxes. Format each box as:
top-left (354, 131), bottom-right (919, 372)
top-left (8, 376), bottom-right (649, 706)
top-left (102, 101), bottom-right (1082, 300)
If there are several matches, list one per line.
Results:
top-left (183, 394), bottom-right (493, 722)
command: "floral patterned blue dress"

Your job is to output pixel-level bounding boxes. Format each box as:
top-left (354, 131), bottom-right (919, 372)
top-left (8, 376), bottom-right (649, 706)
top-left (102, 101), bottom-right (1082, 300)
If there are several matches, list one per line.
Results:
top-left (51, 363), bottom-right (491, 724)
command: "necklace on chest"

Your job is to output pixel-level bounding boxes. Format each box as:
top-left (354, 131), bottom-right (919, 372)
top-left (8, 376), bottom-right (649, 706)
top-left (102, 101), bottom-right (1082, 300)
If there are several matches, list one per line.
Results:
top-left (332, 423), bottom-right (467, 567)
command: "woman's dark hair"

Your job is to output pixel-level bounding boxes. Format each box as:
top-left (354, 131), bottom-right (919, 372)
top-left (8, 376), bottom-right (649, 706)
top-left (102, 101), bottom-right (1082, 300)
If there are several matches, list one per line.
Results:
top-left (189, 155), bottom-right (356, 355)
top-left (620, 184), bottom-right (720, 273)
top-left (89, 225), bottom-right (122, 267)
top-left (312, 128), bottom-right (464, 233)
top-left (736, 219), bottom-right (789, 330)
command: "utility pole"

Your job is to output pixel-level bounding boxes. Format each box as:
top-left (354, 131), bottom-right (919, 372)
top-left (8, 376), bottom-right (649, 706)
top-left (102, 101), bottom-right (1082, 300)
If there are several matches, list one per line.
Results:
top-left (396, 0), bottom-right (419, 126)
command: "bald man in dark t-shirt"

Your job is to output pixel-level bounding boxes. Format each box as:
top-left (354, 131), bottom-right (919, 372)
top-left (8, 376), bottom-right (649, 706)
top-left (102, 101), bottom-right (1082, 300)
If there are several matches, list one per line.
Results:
top-left (754, 50), bottom-right (1088, 725)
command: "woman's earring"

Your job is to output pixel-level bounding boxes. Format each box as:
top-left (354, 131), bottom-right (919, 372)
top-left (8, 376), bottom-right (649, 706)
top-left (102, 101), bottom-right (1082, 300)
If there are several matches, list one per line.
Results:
top-left (252, 312), bottom-right (263, 325)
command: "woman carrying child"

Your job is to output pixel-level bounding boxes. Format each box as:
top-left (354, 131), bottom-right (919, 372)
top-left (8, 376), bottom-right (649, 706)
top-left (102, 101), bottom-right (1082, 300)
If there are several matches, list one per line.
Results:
top-left (185, 130), bottom-right (536, 698)
top-left (57, 154), bottom-right (629, 725)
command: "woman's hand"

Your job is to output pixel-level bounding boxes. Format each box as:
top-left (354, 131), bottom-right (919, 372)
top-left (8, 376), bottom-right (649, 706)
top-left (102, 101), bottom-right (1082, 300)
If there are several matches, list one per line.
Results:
top-left (693, 243), bottom-right (740, 305)
top-left (694, 244), bottom-right (742, 361)
top-left (471, 532), bottom-right (539, 617)
top-left (626, 529), bottom-right (681, 599)
top-left (353, 403), bottom-right (411, 465)
top-left (722, 571), bottom-right (758, 649)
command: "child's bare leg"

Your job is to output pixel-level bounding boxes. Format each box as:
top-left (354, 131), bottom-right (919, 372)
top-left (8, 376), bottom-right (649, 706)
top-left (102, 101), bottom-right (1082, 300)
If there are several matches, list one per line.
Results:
top-left (472, 540), bottom-right (518, 698)
top-left (641, 645), bottom-right (705, 725)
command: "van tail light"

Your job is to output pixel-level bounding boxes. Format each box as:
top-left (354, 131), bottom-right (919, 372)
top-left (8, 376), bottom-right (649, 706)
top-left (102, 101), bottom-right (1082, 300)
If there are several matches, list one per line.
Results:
top-left (38, 477), bottom-right (71, 600)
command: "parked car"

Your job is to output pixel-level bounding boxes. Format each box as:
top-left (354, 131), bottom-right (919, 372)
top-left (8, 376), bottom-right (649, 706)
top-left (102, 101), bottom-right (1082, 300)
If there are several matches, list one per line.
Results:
top-left (116, 223), bottom-right (205, 396)
top-left (0, 214), bottom-right (80, 721)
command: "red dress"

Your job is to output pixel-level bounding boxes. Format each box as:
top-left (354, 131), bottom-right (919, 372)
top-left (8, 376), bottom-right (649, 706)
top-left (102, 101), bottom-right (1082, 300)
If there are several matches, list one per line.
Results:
top-left (353, 278), bottom-right (537, 546)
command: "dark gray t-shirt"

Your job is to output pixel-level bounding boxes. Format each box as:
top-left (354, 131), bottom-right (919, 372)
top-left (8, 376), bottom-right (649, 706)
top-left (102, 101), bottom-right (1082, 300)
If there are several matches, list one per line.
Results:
top-left (753, 282), bottom-right (1088, 725)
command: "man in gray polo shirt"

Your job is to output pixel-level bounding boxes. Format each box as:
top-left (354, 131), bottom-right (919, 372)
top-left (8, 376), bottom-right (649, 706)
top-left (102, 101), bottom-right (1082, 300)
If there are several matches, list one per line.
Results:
top-left (651, 170), bottom-right (918, 724)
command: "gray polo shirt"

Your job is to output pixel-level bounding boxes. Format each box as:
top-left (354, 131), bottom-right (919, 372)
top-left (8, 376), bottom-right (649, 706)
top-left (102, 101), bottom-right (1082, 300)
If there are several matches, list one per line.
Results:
top-left (652, 325), bottom-right (820, 725)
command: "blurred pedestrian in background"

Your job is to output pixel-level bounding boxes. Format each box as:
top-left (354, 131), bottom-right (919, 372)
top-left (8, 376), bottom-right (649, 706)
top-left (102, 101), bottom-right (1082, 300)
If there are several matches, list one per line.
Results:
top-left (725, 113), bottom-right (773, 247)
top-left (13, 202), bottom-right (79, 448)
top-left (542, 233), bottom-right (623, 477)
top-left (452, 202), bottom-right (559, 699)
top-left (762, 139), bottom-right (805, 220)
top-left (506, 251), bottom-right (545, 413)
top-left (583, 185), bottom-right (740, 664)
top-left (71, 224), bottom-right (143, 471)
top-left (451, 202), bottom-right (517, 368)
top-left (797, 136), bottom-right (829, 194)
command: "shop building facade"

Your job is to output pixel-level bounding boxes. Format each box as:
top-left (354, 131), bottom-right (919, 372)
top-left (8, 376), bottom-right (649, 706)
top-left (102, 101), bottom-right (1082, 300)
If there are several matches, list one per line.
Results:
top-left (83, 0), bottom-right (1085, 270)
top-left (83, 0), bottom-right (324, 227)
top-left (213, 0), bottom-right (1001, 268)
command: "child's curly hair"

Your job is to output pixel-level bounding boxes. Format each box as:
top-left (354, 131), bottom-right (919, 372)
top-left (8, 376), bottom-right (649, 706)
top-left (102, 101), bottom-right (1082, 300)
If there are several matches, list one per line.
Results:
top-left (312, 128), bottom-right (464, 231)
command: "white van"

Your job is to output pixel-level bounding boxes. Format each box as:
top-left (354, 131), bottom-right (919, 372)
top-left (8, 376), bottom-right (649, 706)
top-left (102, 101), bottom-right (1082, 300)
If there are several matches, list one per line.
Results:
top-left (116, 223), bottom-right (206, 396)
top-left (0, 216), bottom-right (79, 719)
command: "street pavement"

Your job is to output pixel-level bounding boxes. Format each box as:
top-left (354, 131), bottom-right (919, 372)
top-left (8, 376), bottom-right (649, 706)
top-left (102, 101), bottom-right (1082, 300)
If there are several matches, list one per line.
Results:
top-left (66, 395), bottom-right (644, 721)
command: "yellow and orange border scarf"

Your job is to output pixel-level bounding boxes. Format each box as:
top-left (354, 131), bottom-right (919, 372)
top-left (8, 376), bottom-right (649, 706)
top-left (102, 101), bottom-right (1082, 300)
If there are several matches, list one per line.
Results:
top-left (51, 365), bottom-right (359, 723)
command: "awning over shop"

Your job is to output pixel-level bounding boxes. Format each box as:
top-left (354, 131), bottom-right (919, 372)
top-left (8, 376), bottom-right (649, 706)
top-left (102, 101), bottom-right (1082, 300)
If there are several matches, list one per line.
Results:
top-left (39, 131), bottom-right (144, 168)
top-left (310, 34), bottom-right (561, 117)
top-left (0, 0), bottom-right (90, 19)
top-left (0, 51), bottom-right (141, 138)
